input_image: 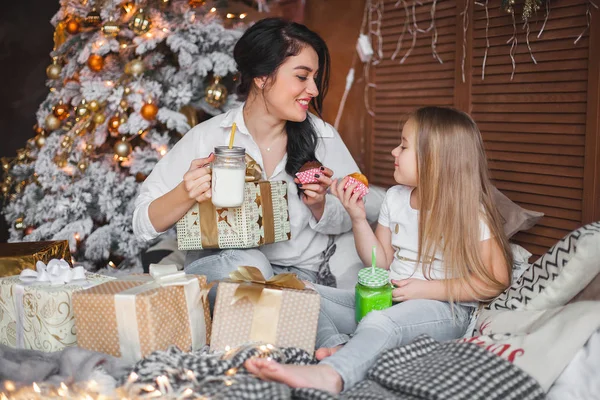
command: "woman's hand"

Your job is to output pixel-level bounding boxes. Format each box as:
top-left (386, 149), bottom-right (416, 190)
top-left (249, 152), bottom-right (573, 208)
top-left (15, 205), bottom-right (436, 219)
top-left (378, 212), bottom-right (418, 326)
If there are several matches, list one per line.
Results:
top-left (294, 166), bottom-right (334, 213)
top-left (182, 153), bottom-right (215, 203)
top-left (391, 278), bottom-right (436, 302)
top-left (330, 177), bottom-right (366, 222)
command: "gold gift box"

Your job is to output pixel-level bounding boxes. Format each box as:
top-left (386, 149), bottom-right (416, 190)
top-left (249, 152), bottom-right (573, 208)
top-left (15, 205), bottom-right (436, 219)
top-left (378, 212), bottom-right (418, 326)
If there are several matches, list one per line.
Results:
top-left (72, 271), bottom-right (212, 364)
top-left (210, 267), bottom-right (320, 354)
top-left (0, 241), bottom-right (72, 278)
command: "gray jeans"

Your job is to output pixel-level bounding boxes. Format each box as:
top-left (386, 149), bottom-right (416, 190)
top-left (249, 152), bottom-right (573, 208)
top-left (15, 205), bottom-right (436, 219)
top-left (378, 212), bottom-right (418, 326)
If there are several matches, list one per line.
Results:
top-left (184, 249), bottom-right (319, 311)
top-left (312, 284), bottom-right (473, 390)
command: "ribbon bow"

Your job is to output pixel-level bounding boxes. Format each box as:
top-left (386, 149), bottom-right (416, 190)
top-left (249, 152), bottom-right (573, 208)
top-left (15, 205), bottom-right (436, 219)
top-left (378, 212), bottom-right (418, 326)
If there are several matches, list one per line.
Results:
top-left (245, 154), bottom-right (263, 182)
top-left (19, 259), bottom-right (86, 285)
top-left (148, 264), bottom-right (215, 303)
top-left (229, 266), bottom-right (306, 304)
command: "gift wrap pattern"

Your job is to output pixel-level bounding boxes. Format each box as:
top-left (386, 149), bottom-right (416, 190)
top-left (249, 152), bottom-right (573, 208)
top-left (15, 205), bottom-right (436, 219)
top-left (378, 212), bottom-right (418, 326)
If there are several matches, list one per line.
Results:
top-left (210, 281), bottom-right (320, 354)
top-left (0, 273), bottom-right (113, 352)
top-left (72, 274), bottom-right (211, 364)
top-left (176, 181), bottom-right (291, 250)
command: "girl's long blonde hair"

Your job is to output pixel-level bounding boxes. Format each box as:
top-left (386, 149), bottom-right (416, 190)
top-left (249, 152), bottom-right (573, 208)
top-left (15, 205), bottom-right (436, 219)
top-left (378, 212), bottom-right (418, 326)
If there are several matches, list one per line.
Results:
top-left (412, 106), bottom-right (512, 303)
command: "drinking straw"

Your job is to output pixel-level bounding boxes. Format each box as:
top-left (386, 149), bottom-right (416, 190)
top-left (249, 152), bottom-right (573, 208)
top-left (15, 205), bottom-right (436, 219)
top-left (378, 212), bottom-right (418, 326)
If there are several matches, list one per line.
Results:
top-left (371, 245), bottom-right (376, 274)
top-left (228, 122), bottom-right (237, 149)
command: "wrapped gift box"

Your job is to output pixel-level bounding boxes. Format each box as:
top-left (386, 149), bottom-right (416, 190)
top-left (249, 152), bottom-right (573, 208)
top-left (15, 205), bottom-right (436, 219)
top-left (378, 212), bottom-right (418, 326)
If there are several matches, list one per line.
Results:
top-left (72, 265), bottom-right (212, 364)
top-left (0, 241), bottom-right (72, 278)
top-left (210, 266), bottom-right (320, 354)
top-left (176, 180), bottom-right (291, 250)
top-left (0, 265), bottom-right (113, 352)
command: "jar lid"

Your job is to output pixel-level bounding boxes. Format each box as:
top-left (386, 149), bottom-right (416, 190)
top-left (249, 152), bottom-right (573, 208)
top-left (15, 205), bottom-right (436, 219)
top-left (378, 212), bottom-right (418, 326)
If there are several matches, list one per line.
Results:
top-left (358, 267), bottom-right (390, 288)
top-left (214, 146), bottom-right (245, 156)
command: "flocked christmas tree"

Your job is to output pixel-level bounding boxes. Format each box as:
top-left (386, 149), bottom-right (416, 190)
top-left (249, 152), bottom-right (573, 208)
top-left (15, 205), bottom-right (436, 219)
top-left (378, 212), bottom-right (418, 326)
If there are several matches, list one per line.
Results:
top-left (0, 0), bottom-right (255, 270)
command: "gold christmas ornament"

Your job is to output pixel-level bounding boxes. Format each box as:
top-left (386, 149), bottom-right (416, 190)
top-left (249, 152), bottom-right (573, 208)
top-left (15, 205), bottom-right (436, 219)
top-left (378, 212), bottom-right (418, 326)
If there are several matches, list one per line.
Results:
top-left (88, 99), bottom-right (100, 112)
top-left (93, 112), bottom-right (106, 124)
top-left (61, 135), bottom-right (73, 149)
top-left (85, 143), bottom-right (94, 153)
top-left (53, 21), bottom-right (67, 50)
top-left (14, 217), bottom-right (25, 231)
top-left (34, 134), bottom-right (46, 148)
top-left (46, 59), bottom-right (62, 80)
top-left (108, 115), bottom-right (121, 136)
top-left (122, 2), bottom-right (135, 14)
top-left (77, 158), bottom-right (89, 173)
top-left (1, 184), bottom-right (9, 196)
top-left (24, 226), bottom-right (35, 236)
top-left (66, 18), bottom-right (81, 34)
top-left (16, 149), bottom-right (29, 162)
top-left (85, 8), bottom-right (102, 27)
top-left (125, 59), bottom-right (145, 76)
top-left (54, 154), bottom-right (68, 168)
top-left (119, 99), bottom-right (129, 110)
top-left (141, 102), bottom-right (158, 120)
top-left (102, 20), bottom-right (121, 37)
top-left (53, 103), bottom-right (70, 120)
top-left (124, 87), bottom-right (131, 95)
top-left (45, 114), bottom-right (61, 131)
top-left (189, 0), bottom-right (206, 7)
top-left (75, 100), bottom-right (89, 119)
top-left (1, 157), bottom-right (11, 172)
top-left (119, 113), bottom-right (128, 125)
top-left (180, 105), bottom-right (198, 128)
top-left (135, 172), bottom-right (147, 182)
top-left (205, 76), bottom-right (228, 108)
top-left (129, 9), bottom-right (151, 35)
top-left (88, 54), bottom-right (104, 72)
top-left (114, 137), bottom-right (132, 158)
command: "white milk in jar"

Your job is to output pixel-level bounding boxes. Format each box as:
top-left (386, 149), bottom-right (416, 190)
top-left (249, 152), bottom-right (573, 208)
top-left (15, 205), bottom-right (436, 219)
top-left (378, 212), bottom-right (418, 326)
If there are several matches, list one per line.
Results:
top-left (211, 146), bottom-right (246, 207)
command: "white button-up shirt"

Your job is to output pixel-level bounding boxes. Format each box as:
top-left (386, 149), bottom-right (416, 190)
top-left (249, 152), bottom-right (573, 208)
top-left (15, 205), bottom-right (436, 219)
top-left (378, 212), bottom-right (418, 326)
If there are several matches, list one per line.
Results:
top-left (133, 104), bottom-right (361, 271)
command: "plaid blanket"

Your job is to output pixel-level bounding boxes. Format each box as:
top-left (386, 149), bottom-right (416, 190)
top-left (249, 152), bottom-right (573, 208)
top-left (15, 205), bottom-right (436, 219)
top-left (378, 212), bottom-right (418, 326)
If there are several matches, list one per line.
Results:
top-left (129, 335), bottom-right (544, 400)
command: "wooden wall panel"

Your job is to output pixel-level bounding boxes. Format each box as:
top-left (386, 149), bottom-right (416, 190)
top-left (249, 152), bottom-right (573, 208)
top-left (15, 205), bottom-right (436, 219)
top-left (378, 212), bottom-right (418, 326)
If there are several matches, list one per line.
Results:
top-left (471, 0), bottom-right (591, 255)
top-left (371, 0), bottom-right (457, 188)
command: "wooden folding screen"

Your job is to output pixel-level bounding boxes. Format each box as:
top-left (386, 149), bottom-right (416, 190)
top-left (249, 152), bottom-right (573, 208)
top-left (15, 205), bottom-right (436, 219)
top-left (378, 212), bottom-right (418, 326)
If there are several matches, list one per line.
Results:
top-left (366, 0), bottom-right (600, 256)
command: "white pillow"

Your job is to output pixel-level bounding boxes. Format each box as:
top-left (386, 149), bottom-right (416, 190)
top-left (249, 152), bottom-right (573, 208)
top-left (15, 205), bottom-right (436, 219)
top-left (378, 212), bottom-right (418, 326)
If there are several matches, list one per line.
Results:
top-left (486, 222), bottom-right (600, 312)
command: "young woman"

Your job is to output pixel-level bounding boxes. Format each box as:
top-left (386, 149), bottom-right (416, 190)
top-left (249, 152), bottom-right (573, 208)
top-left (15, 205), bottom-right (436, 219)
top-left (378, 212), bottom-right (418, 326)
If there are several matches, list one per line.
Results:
top-left (132, 18), bottom-right (362, 304)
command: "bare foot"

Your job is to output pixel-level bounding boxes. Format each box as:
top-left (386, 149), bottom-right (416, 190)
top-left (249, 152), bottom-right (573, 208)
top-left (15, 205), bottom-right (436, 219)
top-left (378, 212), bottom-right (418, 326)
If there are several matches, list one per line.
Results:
top-left (244, 358), bottom-right (343, 393)
top-left (315, 345), bottom-right (344, 361)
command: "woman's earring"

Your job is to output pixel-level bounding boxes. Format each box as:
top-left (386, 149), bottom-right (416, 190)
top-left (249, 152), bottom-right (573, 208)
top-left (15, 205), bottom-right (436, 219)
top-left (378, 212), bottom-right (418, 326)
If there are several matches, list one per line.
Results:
top-left (261, 83), bottom-right (265, 89)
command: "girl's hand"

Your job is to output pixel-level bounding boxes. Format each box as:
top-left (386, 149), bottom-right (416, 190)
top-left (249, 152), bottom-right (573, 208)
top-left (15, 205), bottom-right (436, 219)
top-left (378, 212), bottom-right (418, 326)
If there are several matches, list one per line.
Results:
top-left (182, 153), bottom-right (215, 203)
top-left (330, 177), bottom-right (366, 222)
top-left (294, 166), bottom-right (334, 211)
top-left (391, 279), bottom-right (432, 302)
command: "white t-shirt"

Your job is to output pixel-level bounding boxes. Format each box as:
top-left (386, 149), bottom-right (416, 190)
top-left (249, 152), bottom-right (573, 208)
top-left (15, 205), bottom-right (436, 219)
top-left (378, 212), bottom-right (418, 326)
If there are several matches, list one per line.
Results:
top-left (378, 185), bottom-right (491, 282)
top-left (133, 104), bottom-right (361, 271)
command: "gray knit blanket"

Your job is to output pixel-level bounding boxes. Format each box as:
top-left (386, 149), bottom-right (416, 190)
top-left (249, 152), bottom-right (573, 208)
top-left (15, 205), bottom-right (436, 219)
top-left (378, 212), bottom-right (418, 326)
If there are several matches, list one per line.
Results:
top-left (128, 335), bottom-right (545, 400)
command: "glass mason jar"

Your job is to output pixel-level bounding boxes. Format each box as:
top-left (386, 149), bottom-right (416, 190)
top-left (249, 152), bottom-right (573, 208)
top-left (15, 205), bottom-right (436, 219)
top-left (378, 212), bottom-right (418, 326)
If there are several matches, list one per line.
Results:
top-left (355, 267), bottom-right (393, 322)
top-left (211, 146), bottom-right (246, 208)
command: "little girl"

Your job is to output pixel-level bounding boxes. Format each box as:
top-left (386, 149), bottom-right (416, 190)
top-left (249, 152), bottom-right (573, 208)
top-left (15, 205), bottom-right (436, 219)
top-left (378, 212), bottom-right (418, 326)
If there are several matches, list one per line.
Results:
top-left (245, 106), bottom-right (513, 393)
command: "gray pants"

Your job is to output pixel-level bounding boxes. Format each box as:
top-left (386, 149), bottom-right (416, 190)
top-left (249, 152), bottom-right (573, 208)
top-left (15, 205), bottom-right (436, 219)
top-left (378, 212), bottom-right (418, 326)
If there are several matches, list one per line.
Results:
top-left (313, 284), bottom-right (473, 390)
top-left (184, 249), bottom-right (319, 311)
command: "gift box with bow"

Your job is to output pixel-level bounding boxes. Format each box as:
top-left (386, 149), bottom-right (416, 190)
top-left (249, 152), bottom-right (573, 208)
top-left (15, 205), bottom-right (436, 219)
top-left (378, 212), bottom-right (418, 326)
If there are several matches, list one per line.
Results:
top-left (0, 259), bottom-right (113, 351)
top-left (210, 266), bottom-right (320, 354)
top-left (176, 154), bottom-right (291, 250)
top-left (72, 265), bottom-right (212, 364)
top-left (0, 240), bottom-right (72, 278)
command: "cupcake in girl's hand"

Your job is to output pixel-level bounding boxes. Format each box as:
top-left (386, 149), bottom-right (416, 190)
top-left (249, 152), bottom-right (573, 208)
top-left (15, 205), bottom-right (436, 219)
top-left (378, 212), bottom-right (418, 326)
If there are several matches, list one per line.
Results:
top-left (344, 172), bottom-right (370, 199)
top-left (295, 160), bottom-right (323, 184)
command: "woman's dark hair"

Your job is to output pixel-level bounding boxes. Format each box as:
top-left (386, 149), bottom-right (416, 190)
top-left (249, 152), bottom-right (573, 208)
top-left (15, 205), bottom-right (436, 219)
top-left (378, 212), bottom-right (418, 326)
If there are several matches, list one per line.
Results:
top-left (233, 17), bottom-right (330, 176)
